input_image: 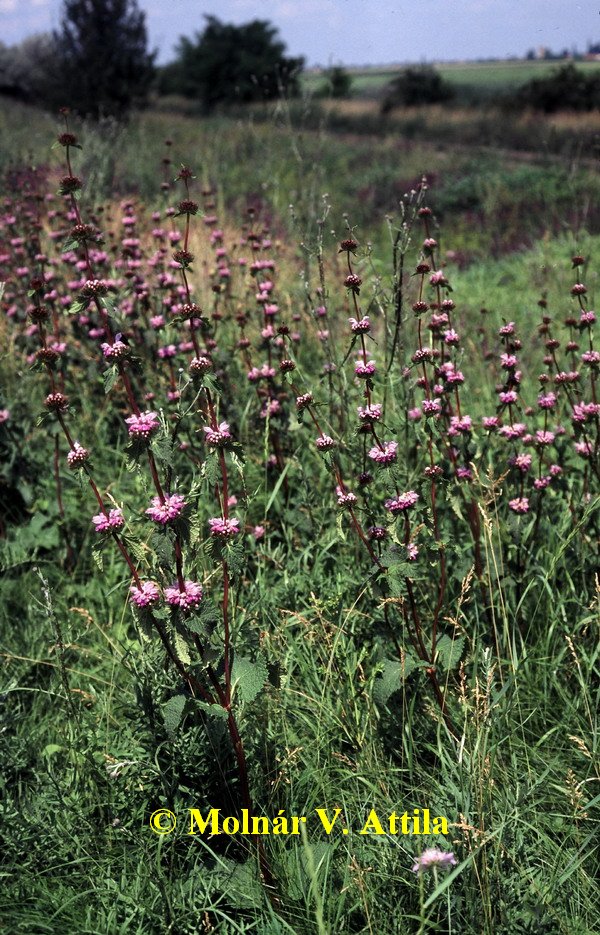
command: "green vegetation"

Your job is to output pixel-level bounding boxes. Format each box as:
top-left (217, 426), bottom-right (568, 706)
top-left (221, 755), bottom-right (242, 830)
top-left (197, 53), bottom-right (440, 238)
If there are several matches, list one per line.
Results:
top-left (0, 86), bottom-right (598, 935)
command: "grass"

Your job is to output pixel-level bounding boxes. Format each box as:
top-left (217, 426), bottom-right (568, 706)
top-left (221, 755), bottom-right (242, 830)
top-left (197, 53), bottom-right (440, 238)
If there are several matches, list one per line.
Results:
top-left (0, 95), bottom-right (599, 933)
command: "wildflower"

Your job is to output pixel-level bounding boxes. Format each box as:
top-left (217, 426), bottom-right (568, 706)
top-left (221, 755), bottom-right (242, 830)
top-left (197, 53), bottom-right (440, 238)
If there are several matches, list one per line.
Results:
top-left (482, 416), bottom-right (499, 431)
top-left (408, 407), bottom-right (422, 421)
top-left (422, 398), bottom-right (441, 416)
top-left (336, 486), bottom-right (358, 507)
top-left (368, 440), bottom-right (398, 464)
top-left (358, 403), bottom-right (382, 422)
top-left (92, 508), bottom-right (124, 532)
top-left (355, 359), bottom-right (376, 378)
top-left (316, 434), bottom-right (336, 450)
top-left (368, 526), bottom-right (387, 540)
top-left (498, 423), bottom-right (526, 440)
top-left (158, 344), bottom-right (177, 359)
top-left (164, 580), bottom-right (203, 610)
top-left (581, 350), bottom-right (600, 366)
top-left (535, 430), bottom-right (555, 446)
top-left (252, 525), bottom-right (265, 540)
top-left (456, 466), bottom-right (472, 481)
top-left (0, 408), bottom-right (10, 424)
top-left (349, 316), bottom-right (371, 333)
top-left (448, 415), bottom-right (472, 436)
top-left (443, 328), bottom-right (460, 345)
top-left (407, 543), bottom-right (419, 560)
top-left (130, 581), bottom-right (160, 607)
top-left (412, 849), bottom-right (457, 874)
top-left (125, 411), bottom-right (160, 438)
top-left (509, 497), bottom-right (530, 514)
top-left (534, 475), bottom-right (552, 490)
top-left (385, 491), bottom-right (419, 513)
top-left (190, 356), bottom-right (212, 374)
top-left (146, 494), bottom-right (186, 524)
top-left (67, 442), bottom-right (90, 468)
top-left (101, 337), bottom-right (128, 359)
top-left (574, 440), bottom-right (594, 458)
top-left (511, 453), bottom-right (532, 473)
top-left (498, 390), bottom-right (518, 405)
top-left (344, 273), bottom-right (362, 293)
top-left (208, 517), bottom-right (240, 538)
top-left (296, 393), bottom-right (313, 411)
top-left (538, 392), bottom-right (557, 409)
top-left (203, 421), bottom-right (232, 446)
top-left (44, 392), bottom-right (69, 412)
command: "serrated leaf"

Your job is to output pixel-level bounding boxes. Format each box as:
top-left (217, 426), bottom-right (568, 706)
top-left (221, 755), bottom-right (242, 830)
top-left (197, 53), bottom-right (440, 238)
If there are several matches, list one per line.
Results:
top-left (435, 634), bottom-right (465, 671)
top-left (150, 433), bottom-right (174, 467)
top-left (192, 699), bottom-right (228, 721)
top-left (225, 541), bottom-right (245, 577)
top-left (204, 452), bottom-right (220, 486)
top-left (232, 655), bottom-right (268, 703)
top-left (163, 694), bottom-right (186, 737)
top-left (373, 653), bottom-right (420, 704)
top-left (92, 545), bottom-right (103, 571)
top-left (173, 631), bottom-right (192, 666)
top-left (103, 365), bottom-right (119, 394)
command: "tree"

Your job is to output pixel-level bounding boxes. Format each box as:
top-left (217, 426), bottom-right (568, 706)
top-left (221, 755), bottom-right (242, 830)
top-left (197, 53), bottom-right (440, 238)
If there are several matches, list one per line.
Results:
top-left (381, 66), bottom-right (454, 114)
top-left (54, 0), bottom-right (155, 118)
top-left (317, 66), bottom-right (353, 99)
top-left (163, 17), bottom-right (304, 111)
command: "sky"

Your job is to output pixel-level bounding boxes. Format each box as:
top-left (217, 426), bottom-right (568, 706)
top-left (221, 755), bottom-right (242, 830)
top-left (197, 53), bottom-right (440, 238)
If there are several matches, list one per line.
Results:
top-left (1, 0), bottom-right (599, 67)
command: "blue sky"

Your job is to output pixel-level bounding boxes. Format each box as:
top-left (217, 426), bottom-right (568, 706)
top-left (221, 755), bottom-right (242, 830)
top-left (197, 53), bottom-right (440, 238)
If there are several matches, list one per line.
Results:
top-left (1, 0), bottom-right (598, 66)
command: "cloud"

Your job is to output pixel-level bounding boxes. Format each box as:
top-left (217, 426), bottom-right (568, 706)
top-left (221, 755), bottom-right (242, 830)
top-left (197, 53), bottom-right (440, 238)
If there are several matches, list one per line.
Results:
top-left (0, 0), bottom-right (18, 13)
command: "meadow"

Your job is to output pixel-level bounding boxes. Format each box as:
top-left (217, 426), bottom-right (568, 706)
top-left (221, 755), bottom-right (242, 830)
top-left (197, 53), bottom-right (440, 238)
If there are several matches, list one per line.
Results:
top-left (0, 87), bottom-right (598, 935)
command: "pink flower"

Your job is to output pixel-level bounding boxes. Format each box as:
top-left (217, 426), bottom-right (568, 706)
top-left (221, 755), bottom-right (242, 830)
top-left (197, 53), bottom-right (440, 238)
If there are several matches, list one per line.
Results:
top-left (412, 848), bottom-right (457, 874)
top-left (509, 497), bottom-right (529, 514)
top-left (92, 508), bottom-right (124, 532)
top-left (408, 407), bottom-right (422, 421)
top-left (101, 338), bottom-right (128, 359)
top-left (316, 435), bottom-right (335, 450)
top-left (498, 390), bottom-right (518, 405)
top-left (208, 517), bottom-right (240, 538)
top-left (164, 580), bottom-right (203, 610)
top-left (538, 392), bottom-right (557, 409)
top-left (67, 442), bottom-right (90, 468)
top-left (385, 491), bottom-right (419, 513)
top-left (499, 423), bottom-right (526, 440)
top-left (535, 430), bottom-right (555, 446)
top-left (349, 316), bottom-right (371, 333)
top-left (358, 403), bottom-right (382, 422)
top-left (145, 494), bottom-right (186, 524)
top-left (422, 398), bottom-right (441, 416)
top-left (336, 486), bottom-right (358, 507)
top-left (482, 416), bottom-right (499, 430)
top-left (0, 408), bottom-right (10, 424)
top-left (252, 525), bottom-right (265, 540)
top-left (203, 421), bottom-right (232, 446)
top-left (512, 453), bottom-right (532, 472)
top-left (125, 411), bottom-right (160, 438)
top-left (368, 526), bottom-right (387, 540)
top-left (355, 359), bottom-right (376, 378)
top-left (368, 441), bottom-right (398, 464)
top-left (130, 580), bottom-right (160, 607)
top-left (448, 415), bottom-right (472, 436)
top-left (158, 344), bottom-right (177, 359)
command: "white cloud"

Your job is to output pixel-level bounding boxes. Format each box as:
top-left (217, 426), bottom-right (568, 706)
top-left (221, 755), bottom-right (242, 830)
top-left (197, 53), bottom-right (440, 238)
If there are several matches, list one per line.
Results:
top-left (0, 0), bottom-right (18, 13)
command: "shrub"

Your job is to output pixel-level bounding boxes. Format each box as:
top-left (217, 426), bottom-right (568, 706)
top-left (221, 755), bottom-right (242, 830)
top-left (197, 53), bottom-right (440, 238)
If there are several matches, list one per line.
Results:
top-left (381, 66), bottom-right (454, 113)
top-left (510, 63), bottom-right (600, 112)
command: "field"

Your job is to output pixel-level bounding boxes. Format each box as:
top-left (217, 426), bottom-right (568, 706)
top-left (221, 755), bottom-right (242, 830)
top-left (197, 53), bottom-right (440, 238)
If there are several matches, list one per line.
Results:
top-left (303, 58), bottom-right (600, 99)
top-left (0, 83), bottom-right (599, 935)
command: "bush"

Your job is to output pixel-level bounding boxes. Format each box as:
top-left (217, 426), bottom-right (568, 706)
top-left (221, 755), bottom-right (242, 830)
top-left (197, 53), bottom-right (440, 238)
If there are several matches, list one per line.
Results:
top-left (381, 66), bottom-right (454, 113)
top-left (510, 63), bottom-right (600, 112)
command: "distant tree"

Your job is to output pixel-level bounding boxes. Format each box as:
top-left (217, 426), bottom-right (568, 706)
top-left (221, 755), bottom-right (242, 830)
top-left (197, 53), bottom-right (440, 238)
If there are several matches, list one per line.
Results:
top-left (511, 64), bottom-right (600, 113)
top-left (381, 66), bottom-right (454, 114)
top-left (53, 0), bottom-right (155, 117)
top-left (163, 17), bottom-right (304, 111)
top-left (317, 65), bottom-right (353, 99)
top-left (0, 35), bottom-right (61, 103)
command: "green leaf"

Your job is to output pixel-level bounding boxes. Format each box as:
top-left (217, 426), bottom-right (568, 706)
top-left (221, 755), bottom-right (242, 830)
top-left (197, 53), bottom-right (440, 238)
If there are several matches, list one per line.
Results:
top-left (150, 433), bottom-right (174, 467)
top-left (163, 694), bottom-right (186, 737)
top-left (103, 365), bottom-right (119, 395)
top-left (173, 631), bottom-right (192, 666)
top-left (225, 541), bottom-right (245, 577)
top-left (435, 634), bottom-right (465, 671)
top-left (91, 545), bottom-right (104, 571)
top-left (373, 654), bottom-right (420, 705)
top-left (192, 699), bottom-right (228, 721)
top-left (232, 655), bottom-right (268, 703)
